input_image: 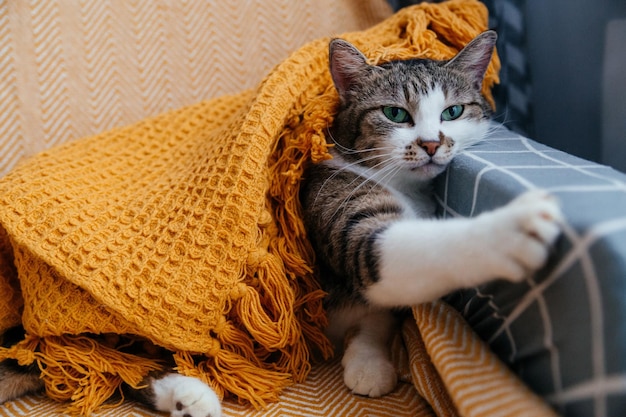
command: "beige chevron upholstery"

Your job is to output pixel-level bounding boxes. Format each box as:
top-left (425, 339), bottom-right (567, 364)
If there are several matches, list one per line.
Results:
top-left (0, 1), bottom-right (558, 416)
top-left (1, 303), bottom-right (555, 417)
top-left (0, 0), bottom-right (391, 176)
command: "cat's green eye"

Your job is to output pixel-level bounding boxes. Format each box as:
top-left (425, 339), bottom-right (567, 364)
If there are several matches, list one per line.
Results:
top-left (441, 105), bottom-right (464, 121)
top-left (382, 106), bottom-right (411, 124)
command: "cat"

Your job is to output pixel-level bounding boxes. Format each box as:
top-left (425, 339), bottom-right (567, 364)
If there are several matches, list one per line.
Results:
top-left (0, 30), bottom-right (562, 415)
top-left (299, 30), bottom-right (563, 397)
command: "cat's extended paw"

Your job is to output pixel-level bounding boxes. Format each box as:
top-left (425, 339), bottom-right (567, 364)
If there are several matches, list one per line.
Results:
top-left (488, 189), bottom-right (563, 282)
top-left (152, 374), bottom-right (221, 417)
top-left (342, 352), bottom-right (397, 397)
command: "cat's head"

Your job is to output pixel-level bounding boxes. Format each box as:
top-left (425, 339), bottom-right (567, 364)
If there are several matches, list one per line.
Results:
top-left (328, 31), bottom-right (497, 183)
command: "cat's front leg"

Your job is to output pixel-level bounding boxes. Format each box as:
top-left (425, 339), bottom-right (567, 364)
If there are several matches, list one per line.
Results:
top-left (365, 190), bottom-right (563, 307)
top-left (339, 309), bottom-right (398, 397)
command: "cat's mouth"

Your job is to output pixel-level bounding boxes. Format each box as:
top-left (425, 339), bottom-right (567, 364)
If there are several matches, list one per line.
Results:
top-left (408, 160), bottom-right (447, 177)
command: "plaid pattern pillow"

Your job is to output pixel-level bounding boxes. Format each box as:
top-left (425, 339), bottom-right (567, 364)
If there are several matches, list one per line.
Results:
top-left (438, 124), bottom-right (626, 417)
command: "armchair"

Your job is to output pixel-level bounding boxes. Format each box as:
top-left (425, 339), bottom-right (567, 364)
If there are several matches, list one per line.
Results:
top-left (0, 2), bottom-right (624, 417)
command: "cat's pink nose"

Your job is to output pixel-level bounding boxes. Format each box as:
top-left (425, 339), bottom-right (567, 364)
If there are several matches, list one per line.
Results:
top-left (419, 141), bottom-right (440, 156)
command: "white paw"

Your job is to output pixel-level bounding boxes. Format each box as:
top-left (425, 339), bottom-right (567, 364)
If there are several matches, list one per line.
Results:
top-left (487, 190), bottom-right (563, 282)
top-left (342, 352), bottom-right (397, 397)
top-left (152, 374), bottom-right (222, 417)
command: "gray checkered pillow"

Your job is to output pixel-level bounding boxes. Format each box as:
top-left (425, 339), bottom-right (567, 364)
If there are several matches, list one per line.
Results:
top-left (439, 124), bottom-right (626, 417)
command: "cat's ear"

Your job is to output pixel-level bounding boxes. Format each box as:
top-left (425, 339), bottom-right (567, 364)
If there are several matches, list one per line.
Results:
top-left (329, 39), bottom-right (370, 96)
top-left (445, 30), bottom-right (497, 88)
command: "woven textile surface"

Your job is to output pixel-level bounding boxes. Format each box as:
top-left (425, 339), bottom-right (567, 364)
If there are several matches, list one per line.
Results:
top-left (1, 304), bottom-right (555, 417)
top-left (0, 0), bottom-right (530, 415)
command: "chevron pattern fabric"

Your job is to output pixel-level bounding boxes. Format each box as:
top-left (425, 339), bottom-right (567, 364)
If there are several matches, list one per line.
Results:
top-left (413, 302), bottom-right (557, 417)
top-left (0, 360), bottom-right (430, 417)
top-left (1, 307), bottom-right (555, 417)
top-left (0, 0), bottom-right (392, 177)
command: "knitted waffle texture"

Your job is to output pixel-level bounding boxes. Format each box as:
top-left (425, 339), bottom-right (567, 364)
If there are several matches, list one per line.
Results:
top-left (0, 1), bottom-right (499, 414)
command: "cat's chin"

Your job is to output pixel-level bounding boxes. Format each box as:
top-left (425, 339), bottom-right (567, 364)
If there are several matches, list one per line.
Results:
top-left (408, 162), bottom-right (447, 179)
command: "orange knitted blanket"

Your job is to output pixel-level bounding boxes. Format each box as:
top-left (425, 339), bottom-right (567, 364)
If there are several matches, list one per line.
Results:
top-left (0, 1), bottom-right (499, 414)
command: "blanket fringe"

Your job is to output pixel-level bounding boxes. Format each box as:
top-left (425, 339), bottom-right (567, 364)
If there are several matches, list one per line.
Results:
top-left (238, 253), bottom-right (298, 350)
top-left (174, 350), bottom-right (292, 409)
top-left (0, 334), bottom-right (164, 416)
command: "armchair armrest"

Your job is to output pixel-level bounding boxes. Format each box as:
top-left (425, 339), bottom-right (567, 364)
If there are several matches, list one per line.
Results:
top-left (436, 124), bottom-right (626, 416)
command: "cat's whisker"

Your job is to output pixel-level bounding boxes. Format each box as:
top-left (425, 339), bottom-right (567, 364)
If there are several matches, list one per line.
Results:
top-left (370, 161), bottom-right (404, 190)
top-left (312, 155), bottom-right (388, 207)
top-left (489, 106), bottom-right (528, 135)
top-left (328, 155), bottom-right (400, 220)
top-left (338, 146), bottom-right (397, 155)
top-left (325, 158), bottom-right (397, 218)
top-left (469, 121), bottom-right (520, 150)
top-left (328, 139), bottom-right (396, 156)
top-left (312, 152), bottom-right (397, 206)
top-left (326, 124), bottom-right (397, 156)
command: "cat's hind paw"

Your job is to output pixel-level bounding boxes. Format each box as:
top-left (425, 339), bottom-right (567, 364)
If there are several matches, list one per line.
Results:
top-left (342, 352), bottom-right (397, 397)
top-left (152, 374), bottom-right (221, 417)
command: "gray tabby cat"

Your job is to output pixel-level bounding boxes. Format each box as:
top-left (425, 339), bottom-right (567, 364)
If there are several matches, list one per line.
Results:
top-left (0, 31), bottom-right (561, 414)
top-left (300, 30), bottom-right (562, 397)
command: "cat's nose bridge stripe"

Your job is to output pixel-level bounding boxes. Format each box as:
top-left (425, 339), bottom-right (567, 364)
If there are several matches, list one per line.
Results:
top-left (414, 136), bottom-right (441, 144)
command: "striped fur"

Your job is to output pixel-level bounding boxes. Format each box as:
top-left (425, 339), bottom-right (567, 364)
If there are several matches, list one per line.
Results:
top-left (301, 32), bottom-right (561, 398)
top-left (302, 33), bottom-right (496, 311)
